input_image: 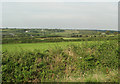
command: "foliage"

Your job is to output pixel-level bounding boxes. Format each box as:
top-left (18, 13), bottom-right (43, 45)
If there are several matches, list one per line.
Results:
top-left (2, 40), bottom-right (119, 82)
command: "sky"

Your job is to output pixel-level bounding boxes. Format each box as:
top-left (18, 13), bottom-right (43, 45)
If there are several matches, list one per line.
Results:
top-left (1, 0), bottom-right (119, 2)
top-left (1, 1), bottom-right (118, 30)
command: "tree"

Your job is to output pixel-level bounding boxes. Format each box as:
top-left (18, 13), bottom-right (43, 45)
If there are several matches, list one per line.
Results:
top-left (79, 35), bottom-right (82, 37)
top-left (97, 32), bottom-right (101, 35)
top-left (114, 32), bottom-right (118, 35)
top-left (106, 31), bottom-right (110, 35)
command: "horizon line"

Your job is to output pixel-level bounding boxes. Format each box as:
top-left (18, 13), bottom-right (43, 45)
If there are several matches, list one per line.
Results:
top-left (0, 27), bottom-right (118, 31)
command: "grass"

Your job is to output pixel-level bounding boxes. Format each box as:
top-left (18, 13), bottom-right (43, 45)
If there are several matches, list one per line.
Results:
top-left (2, 42), bottom-right (73, 53)
top-left (60, 69), bottom-right (118, 82)
top-left (2, 41), bottom-right (89, 53)
top-left (2, 40), bottom-right (112, 53)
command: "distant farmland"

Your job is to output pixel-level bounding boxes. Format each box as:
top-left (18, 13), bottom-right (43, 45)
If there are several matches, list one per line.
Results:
top-left (2, 29), bottom-right (119, 82)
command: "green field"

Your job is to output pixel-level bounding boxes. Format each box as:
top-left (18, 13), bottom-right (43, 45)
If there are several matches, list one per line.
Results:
top-left (2, 41), bottom-right (110, 53)
top-left (2, 41), bottom-right (82, 52)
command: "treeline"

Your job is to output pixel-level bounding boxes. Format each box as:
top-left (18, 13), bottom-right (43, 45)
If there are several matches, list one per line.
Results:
top-left (2, 36), bottom-right (118, 44)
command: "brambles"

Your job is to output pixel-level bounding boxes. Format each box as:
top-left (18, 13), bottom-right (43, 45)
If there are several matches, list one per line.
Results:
top-left (2, 40), bottom-right (119, 82)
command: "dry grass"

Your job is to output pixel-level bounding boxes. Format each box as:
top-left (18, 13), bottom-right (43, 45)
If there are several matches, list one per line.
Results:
top-left (57, 69), bottom-right (118, 82)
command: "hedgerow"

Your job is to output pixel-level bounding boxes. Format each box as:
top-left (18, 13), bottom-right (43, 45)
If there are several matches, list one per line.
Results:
top-left (2, 40), bottom-right (119, 82)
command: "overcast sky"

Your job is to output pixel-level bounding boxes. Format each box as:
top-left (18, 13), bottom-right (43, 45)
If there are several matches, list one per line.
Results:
top-left (1, 0), bottom-right (119, 2)
top-left (2, 2), bottom-right (118, 30)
